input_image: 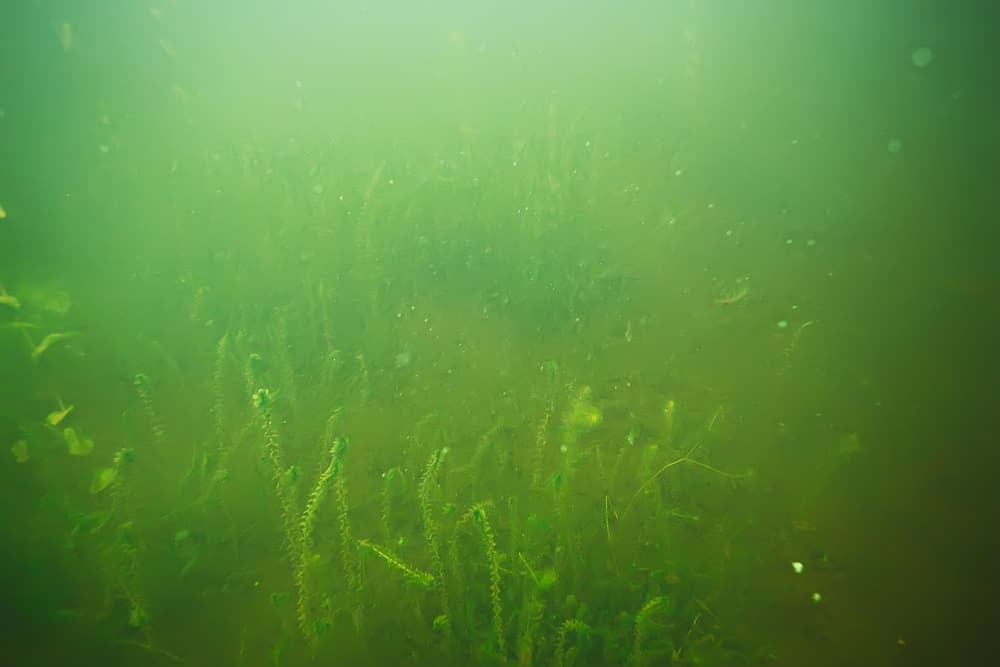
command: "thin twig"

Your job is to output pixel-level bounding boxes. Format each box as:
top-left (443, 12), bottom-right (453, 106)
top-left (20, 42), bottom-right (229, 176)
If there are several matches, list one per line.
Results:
top-left (114, 639), bottom-right (184, 662)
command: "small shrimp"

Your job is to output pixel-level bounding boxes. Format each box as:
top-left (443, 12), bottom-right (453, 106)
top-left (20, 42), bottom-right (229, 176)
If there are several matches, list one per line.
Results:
top-left (713, 285), bottom-right (749, 306)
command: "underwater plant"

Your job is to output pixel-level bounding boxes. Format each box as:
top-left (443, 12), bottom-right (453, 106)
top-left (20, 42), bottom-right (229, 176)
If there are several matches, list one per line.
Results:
top-left (295, 435), bottom-right (345, 645)
top-left (356, 539), bottom-right (435, 588)
top-left (629, 597), bottom-right (667, 667)
top-left (554, 618), bottom-right (589, 667)
top-left (419, 448), bottom-right (453, 638)
top-left (133, 372), bottom-right (166, 444)
top-left (455, 502), bottom-right (505, 657)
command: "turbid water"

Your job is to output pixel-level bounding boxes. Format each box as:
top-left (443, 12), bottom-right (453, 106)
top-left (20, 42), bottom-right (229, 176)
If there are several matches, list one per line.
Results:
top-left (0, 2), bottom-right (995, 666)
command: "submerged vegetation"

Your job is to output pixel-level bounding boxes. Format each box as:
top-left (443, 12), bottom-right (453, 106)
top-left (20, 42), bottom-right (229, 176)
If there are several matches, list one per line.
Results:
top-left (0, 126), bottom-right (768, 663)
top-left (1, 3), bottom-right (980, 666)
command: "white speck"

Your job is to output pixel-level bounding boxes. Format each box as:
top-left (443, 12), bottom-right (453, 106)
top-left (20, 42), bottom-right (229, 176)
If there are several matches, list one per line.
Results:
top-left (584, 140), bottom-right (591, 148)
top-left (806, 239), bottom-right (817, 247)
top-left (312, 184), bottom-right (323, 195)
top-left (887, 139), bottom-right (903, 154)
top-left (674, 169), bottom-right (683, 176)
top-left (777, 320), bottom-right (788, 329)
top-left (911, 47), bottom-right (933, 68)
top-left (338, 195), bottom-right (344, 201)
top-left (512, 160), bottom-right (518, 168)
top-left (785, 239), bottom-right (793, 245)
top-left (791, 561), bottom-right (804, 574)
top-left (98, 144), bottom-right (110, 154)
top-left (725, 229), bottom-right (733, 237)
top-left (811, 592), bottom-right (822, 603)
top-left (559, 444), bottom-right (568, 454)
top-left (388, 178), bottom-right (395, 185)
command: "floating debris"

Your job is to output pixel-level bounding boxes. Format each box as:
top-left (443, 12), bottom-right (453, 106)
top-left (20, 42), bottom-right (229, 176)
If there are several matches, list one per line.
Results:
top-left (31, 331), bottom-right (81, 361)
top-left (58, 22), bottom-right (73, 51)
top-left (911, 47), bottom-right (933, 68)
top-left (64, 427), bottom-right (94, 456)
top-left (158, 39), bottom-right (177, 59)
top-left (0, 203), bottom-right (6, 219)
top-left (662, 398), bottom-right (677, 442)
top-left (838, 432), bottom-right (863, 459)
top-left (0, 321), bottom-right (39, 330)
top-left (16, 284), bottom-right (72, 316)
top-left (0, 286), bottom-right (19, 310)
top-left (90, 466), bottom-right (117, 494)
top-left (46, 399), bottom-right (74, 427)
top-left (10, 440), bottom-right (29, 463)
top-left (563, 385), bottom-right (602, 434)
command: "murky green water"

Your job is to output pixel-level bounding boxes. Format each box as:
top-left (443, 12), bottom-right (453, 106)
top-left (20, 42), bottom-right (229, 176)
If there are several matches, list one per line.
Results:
top-left (1, 2), bottom-right (995, 665)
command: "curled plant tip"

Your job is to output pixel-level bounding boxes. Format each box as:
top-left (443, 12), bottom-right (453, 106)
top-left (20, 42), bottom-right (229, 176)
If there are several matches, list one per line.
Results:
top-left (31, 331), bottom-right (81, 361)
top-left (554, 619), bottom-right (590, 667)
top-left (630, 596), bottom-right (670, 667)
top-left (252, 387), bottom-right (272, 410)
